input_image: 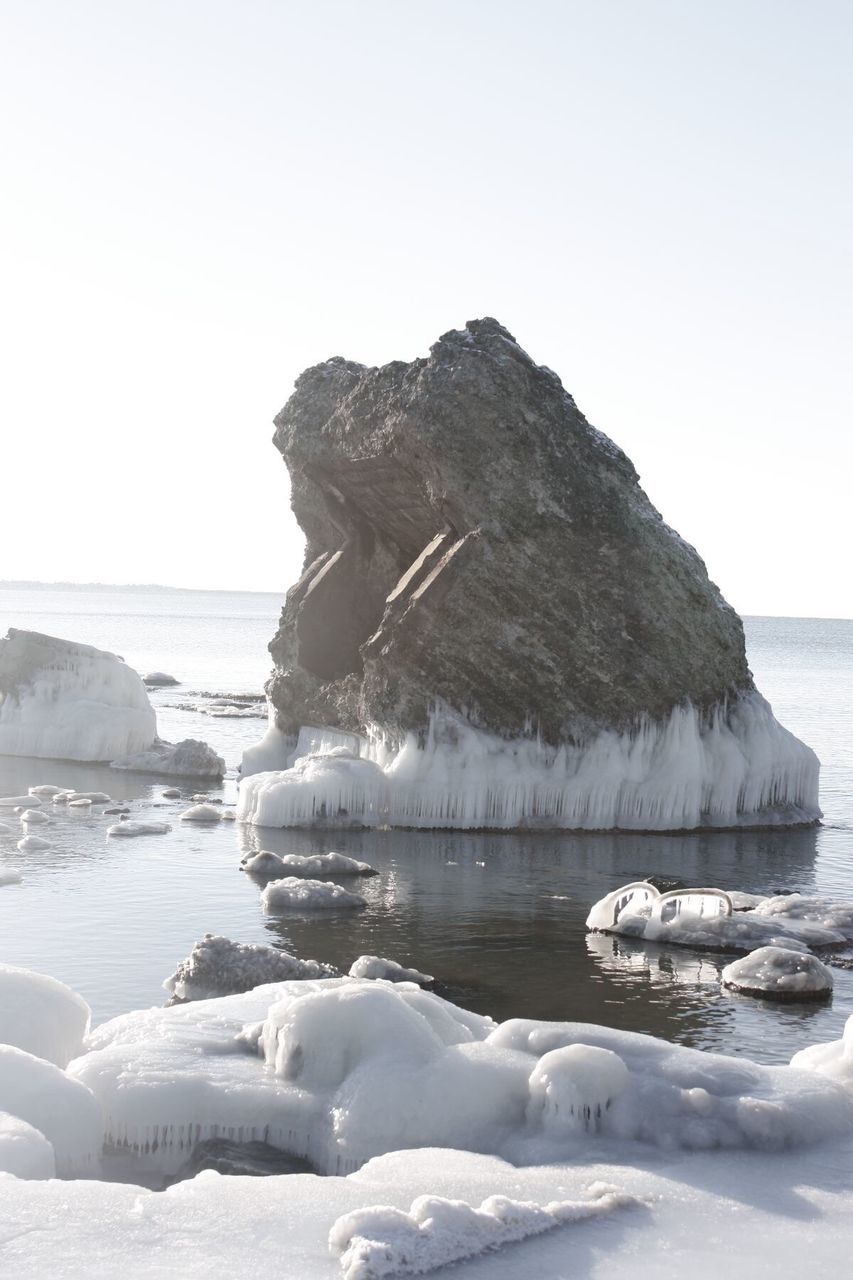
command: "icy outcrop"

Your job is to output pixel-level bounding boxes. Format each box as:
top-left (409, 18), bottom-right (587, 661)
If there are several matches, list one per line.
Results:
top-left (329, 1184), bottom-right (640, 1280)
top-left (0, 629), bottom-right (156, 762)
top-left (261, 877), bottom-right (368, 913)
top-left (180, 802), bottom-right (223, 822)
top-left (0, 964), bottom-right (91, 1066)
top-left (142, 672), bottom-right (179, 687)
top-left (0, 1044), bottom-right (103, 1176)
top-left (348, 956), bottom-right (434, 985)
top-left (721, 947), bottom-right (833, 1001)
top-left (250, 317), bottom-right (819, 832)
top-left (242, 850), bottom-right (377, 879)
top-left (18, 834), bottom-right (50, 851)
top-left (106, 820), bottom-right (172, 837)
top-left (112, 738), bottom-right (225, 779)
top-left (164, 935), bottom-right (336, 1001)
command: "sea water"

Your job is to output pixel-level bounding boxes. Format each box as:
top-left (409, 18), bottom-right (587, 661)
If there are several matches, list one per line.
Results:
top-left (0, 587), bottom-right (851, 1065)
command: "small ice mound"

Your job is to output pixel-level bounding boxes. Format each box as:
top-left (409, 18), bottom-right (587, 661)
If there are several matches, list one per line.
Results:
top-left (0, 1112), bottom-right (56, 1178)
top-left (52, 790), bottom-right (74, 803)
top-left (20, 808), bottom-right (49, 825)
top-left (791, 1015), bottom-right (853, 1088)
top-left (527, 1044), bottom-right (631, 1136)
top-left (278, 852), bottom-right (378, 878)
top-left (68, 798), bottom-right (93, 808)
top-left (221, 808), bottom-right (237, 821)
top-left (0, 1044), bottom-right (103, 1176)
top-left (0, 794), bottom-right (42, 808)
top-left (349, 956), bottom-right (434, 986)
top-left (180, 803), bottom-right (223, 823)
top-left (240, 850), bottom-right (286, 876)
top-left (329, 1184), bottom-right (640, 1279)
top-left (18, 834), bottom-right (50, 851)
top-left (142, 672), bottom-right (180, 686)
top-left (67, 791), bottom-right (112, 804)
top-left (162, 788), bottom-right (182, 799)
top-left (164, 934), bottom-right (337, 1001)
top-left (0, 868), bottom-right (23, 886)
top-left (0, 963), bottom-right (91, 1066)
top-left (107, 820), bottom-right (172, 837)
top-left (261, 877), bottom-right (368, 913)
top-left (722, 947), bottom-right (833, 1002)
top-left (28, 784), bottom-right (66, 798)
top-left (112, 738), bottom-right (225, 779)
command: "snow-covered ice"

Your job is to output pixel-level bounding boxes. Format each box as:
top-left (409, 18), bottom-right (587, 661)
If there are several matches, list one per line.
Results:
top-left (242, 851), bottom-right (377, 879)
top-left (349, 957), bottom-right (434, 986)
top-left (791, 1015), bottom-right (853, 1088)
top-left (180, 802), bottom-right (223, 822)
top-left (19, 808), bottom-right (49, 825)
top-left (261, 877), bottom-right (368, 913)
top-left (0, 1112), bottom-right (56, 1179)
top-left (240, 850), bottom-right (288, 876)
top-left (106, 820), bottom-right (172, 837)
top-left (239, 695), bottom-right (820, 831)
top-left (68, 798), bottom-right (92, 808)
top-left (0, 867), bottom-right (23, 885)
top-left (17, 834), bottom-right (50, 852)
top-left (112, 738), bottom-right (225, 778)
top-left (721, 947), bottom-right (833, 1000)
top-left (0, 1044), bottom-right (103, 1176)
top-left (0, 963), bottom-right (91, 1066)
top-left (164, 935), bottom-right (337, 1001)
top-left (0, 795), bottom-right (44, 808)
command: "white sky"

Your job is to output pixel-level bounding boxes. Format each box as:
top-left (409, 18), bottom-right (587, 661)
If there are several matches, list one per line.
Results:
top-left (1, 0), bottom-right (850, 616)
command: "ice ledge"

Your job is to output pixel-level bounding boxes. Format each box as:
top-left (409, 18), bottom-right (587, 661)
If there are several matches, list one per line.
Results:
top-left (237, 693), bottom-right (821, 832)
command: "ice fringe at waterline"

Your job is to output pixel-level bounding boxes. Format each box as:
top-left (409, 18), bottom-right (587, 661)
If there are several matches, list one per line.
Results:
top-left (238, 693), bottom-right (820, 831)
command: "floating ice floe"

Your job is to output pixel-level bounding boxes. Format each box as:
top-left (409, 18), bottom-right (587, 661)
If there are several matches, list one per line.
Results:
top-left (242, 850), bottom-right (377, 879)
top-left (180, 803), bottom-right (223, 823)
top-left (17, 835), bottom-right (50, 852)
top-left (240, 850), bottom-right (287, 876)
top-left (112, 738), bottom-right (225, 779)
top-left (329, 1183), bottom-right (641, 1280)
top-left (0, 1044), bottom-right (103, 1176)
top-left (164, 934), bottom-right (337, 1001)
top-left (721, 947), bottom-right (833, 1001)
top-left (238, 696), bottom-right (820, 831)
top-left (586, 881), bottom-right (850, 952)
top-left (261, 877), bottom-right (368, 913)
top-left (0, 963), bottom-right (91, 1066)
top-left (106, 821), bottom-right (172, 838)
top-left (348, 956), bottom-right (434, 986)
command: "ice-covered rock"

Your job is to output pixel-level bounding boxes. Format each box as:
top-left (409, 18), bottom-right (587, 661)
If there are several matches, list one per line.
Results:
top-left (112, 738), bottom-right (225, 779)
top-left (66, 791), bottom-right (112, 804)
top-left (527, 1045), bottom-right (631, 1137)
top-left (20, 808), bottom-right (49, 824)
top-left (164, 934), bottom-right (337, 1001)
top-left (142, 672), bottom-right (180, 687)
top-left (0, 1044), bottom-right (103, 1175)
top-left (0, 963), bottom-right (91, 1066)
top-left (0, 629), bottom-right (156, 762)
top-left (106, 820), bottom-right (172, 837)
top-left (179, 802), bottom-right (223, 822)
top-left (18, 834), bottom-right (50, 851)
top-left (0, 867), bottom-right (23, 886)
top-left (246, 851), bottom-right (377, 879)
top-left (261, 877), bottom-right (368, 912)
top-left (721, 947), bottom-right (833, 1001)
top-left (249, 317), bottom-right (819, 832)
top-left (240, 850), bottom-right (287, 876)
top-left (348, 956), bottom-right (434, 985)
top-left (792, 1015), bottom-right (853, 1088)
top-left (162, 788), bottom-right (182, 799)
top-left (0, 794), bottom-right (44, 807)
top-left (0, 1112), bottom-right (56, 1178)
top-left (28, 783), bottom-right (66, 797)
top-left (329, 1183), bottom-right (640, 1279)
top-left (68, 797), bottom-right (92, 808)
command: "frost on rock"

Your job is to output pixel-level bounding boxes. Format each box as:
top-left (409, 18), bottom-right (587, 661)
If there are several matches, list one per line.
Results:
top-left (261, 877), bottom-right (368, 913)
top-left (180, 802), bottom-right (223, 822)
top-left (0, 963), bottom-right (91, 1066)
top-left (164, 934), bottom-right (337, 1001)
top-left (106, 820), bottom-right (172, 837)
top-left (0, 629), bottom-right (156, 762)
top-left (0, 1044), bottom-right (103, 1175)
top-left (348, 956), bottom-right (434, 985)
top-left (239, 696), bottom-right (820, 832)
top-left (0, 1111), bottom-right (56, 1178)
top-left (329, 1184), bottom-right (640, 1280)
top-left (722, 947), bottom-right (833, 1001)
top-left (112, 738), bottom-right (225, 779)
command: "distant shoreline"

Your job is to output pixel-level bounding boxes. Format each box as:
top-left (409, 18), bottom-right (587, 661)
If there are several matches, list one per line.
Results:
top-left (0, 580), bottom-right (284, 597)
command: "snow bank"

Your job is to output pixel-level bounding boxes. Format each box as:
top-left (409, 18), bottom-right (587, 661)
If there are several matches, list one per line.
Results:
top-left (0, 629), bottom-right (156, 762)
top-left (329, 1183), bottom-right (640, 1279)
top-left (722, 947), bottom-right (833, 1000)
top-left (164, 935), bottom-right (336, 1001)
top-left (107, 820), bottom-right (172, 837)
top-left (0, 964), bottom-right (91, 1066)
top-left (0, 1044), bottom-right (103, 1175)
top-left (349, 957), bottom-right (434, 985)
top-left (238, 694), bottom-right (819, 831)
top-left (261, 877), bottom-right (368, 912)
top-left (0, 1111), bottom-right (56, 1178)
top-left (112, 738), bottom-right (225, 778)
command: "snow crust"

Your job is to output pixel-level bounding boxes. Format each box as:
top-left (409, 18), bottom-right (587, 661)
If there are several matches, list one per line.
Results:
top-left (238, 694), bottom-right (820, 831)
top-left (721, 947), bottom-right (833, 999)
top-left (349, 957), bottom-right (434, 985)
top-left (106, 820), bottom-right (172, 837)
top-left (112, 738), bottom-right (225, 778)
top-left (0, 963), bottom-right (91, 1066)
top-left (329, 1182), bottom-right (640, 1279)
top-left (0, 629), bottom-right (156, 762)
top-left (164, 935), bottom-right (336, 1001)
top-left (261, 877), bottom-right (368, 912)
top-left (0, 1045), bottom-right (103, 1175)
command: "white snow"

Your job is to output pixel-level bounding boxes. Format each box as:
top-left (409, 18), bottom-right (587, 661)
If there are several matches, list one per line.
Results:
top-left (0, 629), bottom-right (156, 762)
top-left (106, 820), bottom-right (172, 837)
top-left (0, 1044), bottom-right (103, 1175)
top-left (240, 849), bottom-right (288, 876)
top-left (180, 802), bottom-right (223, 822)
top-left (19, 808), bottom-right (49, 825)
top-left (0, 964), bottom-right (91, 1066)
top-left (527, 1045), bottom-right (631, 1137)
top-left (0, 1112), bottom-right (56, 1178)
top-left (17, 834), bottom-right (50, 852)
top-left (349, 957), bottom-right (434, 985)
top-left (721, 947), bottom-right (833, 999)
top-left (163, 934), bottom-right (336, 1001)
top-left (791, 1014), bottom-right (853, 1088)
top-left (238, 693), bottom-right (819, 831)
top-left (329, 1183), bottom-right (640, 1279)
top-left (245, 851), bottom-right (378, 879)
top-left (261, 877), bottom-right (368, 913)
top-left (112, 738), bottom-right (225, 778)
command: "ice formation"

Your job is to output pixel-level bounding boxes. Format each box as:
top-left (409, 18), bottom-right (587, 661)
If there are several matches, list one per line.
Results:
top-left (112, 738), bottom-right (225, 778)
top-left (0, 629), bottom-right (157, 762)
top-left (721, 947), bottom-right (833, 1000)
top-left (239, 695), bottom-right (820, 832)
top-left (68, 798), bottom-right (92, 808)
top-left (142, 672), bottom-right (180, 686)
top-left (0, 867), bottom-right (23, 886)
top-left (0, 1111), bottom-right (56, 1178)
top-left (20, 808), bottom-right (49, 824)
top-left (106, 820), bottom-right (172, 837)
top-left (163, 934), bottom-right (337, 1001)
top-left (586, 881), bottom-right (850, 952)
top-left (261, 877), bottom-right (368, 913)
top-left (0, 1044), bottom-right (103, 1175)
top-left (0, 794), bottom-right (44, 808)
top-left (18, 834), bottom-right (50, 852)
top-left (240, 849), bottom-right (288, 876)
top-left (243, 851), bottom-right (377, 879)
top-left (348, 956), bottom-right (434, 986)
top-left (179, 802), bottom-right (223, 822)
top-left (0, 963), bottom-right (91, 1066)
top-left (791, 1015), bottom-right (853, 1088)
top-left (329, 1184), bottom-right (640, 1280)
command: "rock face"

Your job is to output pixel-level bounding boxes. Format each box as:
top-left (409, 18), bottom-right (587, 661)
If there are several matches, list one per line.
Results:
top-left (247, 318), bottom-right (819, 831)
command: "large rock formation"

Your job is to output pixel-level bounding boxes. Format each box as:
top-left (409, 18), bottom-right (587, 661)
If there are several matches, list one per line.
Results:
top-left (241, 319), bottom-right (819, 831)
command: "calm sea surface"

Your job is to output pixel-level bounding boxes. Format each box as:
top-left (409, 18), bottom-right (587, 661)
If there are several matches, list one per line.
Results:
top-left (1, 587), bottom-right (852, 1066)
